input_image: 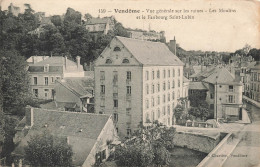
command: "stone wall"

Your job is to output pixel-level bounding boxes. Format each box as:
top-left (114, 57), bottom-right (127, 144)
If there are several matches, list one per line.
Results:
top-left (173, 132), bottom-right (221, 153)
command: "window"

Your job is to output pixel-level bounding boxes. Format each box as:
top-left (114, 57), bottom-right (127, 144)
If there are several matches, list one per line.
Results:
top-left (157, 70), bottom-right (160, 79)
top-left (152, 84), bottom-right (155, 94)
top-left (167, 105), bottom-right (170, 115)
top-left (157, 96), bottom-right (160, 105)
top-left (113, 113), bottom-right (118, 122)
top-left (114, 100), bottom-right (118, 108)
top-left (168, 70), bottom-right (170, 78)
top-left (163, 70), bottom-right (166, 78)
top-left (146, 113), bottom-right (150, 122)
top-left (126, 100), bottom-right (131, 109)
top-left (178, 69), bottom-right (180, 76)
top-left (157, 109), bottom-right (160, 118)
top-left (178, 80), bottom-right (180, 87)
top-left (33, 77), bottom-right (37, 85)
top-left (177, 90), bottom-right (180, 98)
top-left (172, 91), bottom-right (175, 100)
top-left (168, 93), bottom-right (170, 101)
top-left (127, 129), bottom-right (132, 136)
top-left (127, 71), bottom-right (131, 80)
top-left (122, 59), bottom-right (129, 63)
top-left (157, 83), bottom-right (160, 92)
top-left (152, 71), bottom-right (155, 80)
top-left (163, 94), bottom-right (166, 103)
top-left (101, 85), bottom-right (105, 94)
top-left (152, 97), bottom-right (154, 107)
top-left (51, 77), bottom-right (54, 83)
top-left (146, 99), bottom-right (149, 109)
top-left (44, 77), bottom-right (48, 85)
top-left (127, 86), bottom-right (131, 95)
top-left (152, 111), bottom-right (155, 121)
top-left (168, 81), bottom-right (170, 90)
top-left (100, 98), bottom-right (105, 107)
top-left (113, 71), bottom-right (118, 83)
top-left (146, 71), bottom-right (149, 80)
top-left (163, 82), bottom-right (166, 91)
top-left (172, 69), bottom-right (175, 77)
top-left (113, 86), bottom-right (118, 93)
top-left (163, 106), bottom-right (166, 115)
top-left (44, 89), bottom-right (49, 98)
top-left (146, 84), bottom-right (149, 94)
top-left (33, 89), bottom-right (38, 98)
top-left (44, 65), bottom-right (49, 72)
top-left (172, 103), bottom-right (175, 112)
top-left (106, 59), bottom-right (112, 64)
top-left (210, 93), bottom-right (214, 99)
top-left (56, 77), bottom-right (61, 80)
top-left (229, 85), bottom-right (233, 92)
top-left (100, 71), bottom-right (105, 80)
top-left (172, 80), bottom-right (175, 88)
top-left (228, 95), bottom-right (235, 103)
top-left (114, 46), bottom-right (121, 51)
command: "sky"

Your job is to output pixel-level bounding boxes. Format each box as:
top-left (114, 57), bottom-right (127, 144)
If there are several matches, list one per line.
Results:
top-left (1, 0), bottom-right (259, 52)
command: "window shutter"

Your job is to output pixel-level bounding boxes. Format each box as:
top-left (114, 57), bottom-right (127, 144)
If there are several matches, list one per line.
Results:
top-left (226, 95), bottom-right (228, 103)
top-left (234, 96), bottom-right (236, 103)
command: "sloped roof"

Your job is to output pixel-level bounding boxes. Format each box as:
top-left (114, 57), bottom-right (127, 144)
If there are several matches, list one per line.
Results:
top-left (190, 66), bottom-right (217, 78)
top-left (13, 108), bottom-right (111, 166)
top-left (183, 76), bottom-right (189, 83)
top-left (250, 61), bottom-right (260, 70)
top-left (29, 56), bottom-right (76, 66)
top-left (85, 17), bottom-right (111, 25)
top-left (26, 56), bottom-right (49, 63)
top-left (58, 77), bottom-right (94, 97)
top-left (189, 82), bottom-right (208, 90)
top-left (202, 67), bottom-right (242, 85)
top-left (116, 36), bottom-right (184, 66)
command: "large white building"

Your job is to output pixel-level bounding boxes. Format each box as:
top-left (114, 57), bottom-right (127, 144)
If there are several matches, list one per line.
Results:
top-left (94, 36), bottom-right (184, 138)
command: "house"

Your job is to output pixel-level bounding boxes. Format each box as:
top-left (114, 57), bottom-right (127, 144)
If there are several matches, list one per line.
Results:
top-left (247, 61), bottom-right (260, 102)
top-left (28, 56), bottom-right (84, 100)
top-left (12, 107), bottom-right (119, 167)
top-left (55, 77), bottom-right (94, 112)
top-left (7, 3), bottom-right (20, 16)
top-left (85, 16), bottom-right (115, 35)
top-left (182, 76), bottom-right (190, 109)
top-left (127, 29), bottom-right (165, 41)
top-left (203, 67), bottom-right (250, 122)
top-left (26, 55), bottom-right (49, 65)
top-left (94, 36), bottom-right (184, 138)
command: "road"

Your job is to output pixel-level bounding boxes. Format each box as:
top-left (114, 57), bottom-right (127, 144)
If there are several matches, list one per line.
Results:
top-left (223, 103), bottom-right (260, 167)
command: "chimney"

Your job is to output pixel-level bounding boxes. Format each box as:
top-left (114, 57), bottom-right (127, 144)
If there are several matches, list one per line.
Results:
top-left (25, 106), bottom-right (34, 127)
top-left (64, 56), bottom-right (67, 70)
top-left (169, 36), bottom-right (176, 55)
top-left (32, 56), bottom-right (35, 64)
top-left (76, 56), bottom-right (81, 71)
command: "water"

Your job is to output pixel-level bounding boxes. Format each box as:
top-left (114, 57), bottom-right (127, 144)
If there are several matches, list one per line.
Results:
top-left (169, 146), bottom-right (208, 167)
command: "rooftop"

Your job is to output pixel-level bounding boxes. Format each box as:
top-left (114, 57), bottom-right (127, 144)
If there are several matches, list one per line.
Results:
top-left (115, 36), bottom-right (184, 66)
top-left (57, 77), bottom-right (94, 97)
top-left (85, 17), bottom-right (113, 25)
top-left (13, 108), bottom-right (111, 166)
top-left (189, 82), bottom-right (208, 90)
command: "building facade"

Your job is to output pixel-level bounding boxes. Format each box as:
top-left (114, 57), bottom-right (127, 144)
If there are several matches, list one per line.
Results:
top-left (94, 36), bottom-right (184, 138)
top-left (28, 56), bottom-right (84, 100)
top-left (248, 62), bottom-right (260, 102)
top-left (85, 17), bottom-right (115, 35)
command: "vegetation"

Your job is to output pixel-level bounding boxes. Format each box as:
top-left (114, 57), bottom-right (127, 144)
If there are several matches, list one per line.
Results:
top-left (115, 125), bottom-right (175, 166)
top-left (188, 101), bottom-right (210, 121)
top-left (25, 132), bottom-right (73, 167)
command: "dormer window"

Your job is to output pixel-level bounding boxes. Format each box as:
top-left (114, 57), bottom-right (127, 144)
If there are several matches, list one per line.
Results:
top-left (44, 64), bottom-right (49, 72)
top-left (114, 46), bottom-right (121, 51)
top-left (106, 59), bottom-right (112, 64)
top-left (122, 59), bottom-right (129, 64)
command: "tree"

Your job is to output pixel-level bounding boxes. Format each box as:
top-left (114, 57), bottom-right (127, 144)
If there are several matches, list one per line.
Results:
top-left (0, 50), bottom-right (30, 115)
top-left (25, 132), bottom-right (73, 167)
top-left (248, 48), bottom-right (260, 61)
top-left (115, 126), bottom-right (174, 166)
top-left (189, 90), bottom-right (207, 107)
top-left (188, 101), bottom-right (210, 121)
top-left (174, 104), bottom-right (185, 124)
